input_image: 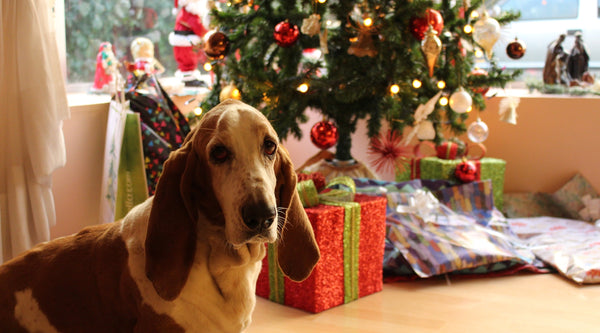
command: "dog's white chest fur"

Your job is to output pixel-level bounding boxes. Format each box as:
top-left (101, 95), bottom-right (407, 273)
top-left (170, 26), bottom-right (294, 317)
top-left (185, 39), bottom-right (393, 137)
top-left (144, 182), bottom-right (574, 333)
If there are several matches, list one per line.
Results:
top-left (121, 200), bottom-right (264, 333)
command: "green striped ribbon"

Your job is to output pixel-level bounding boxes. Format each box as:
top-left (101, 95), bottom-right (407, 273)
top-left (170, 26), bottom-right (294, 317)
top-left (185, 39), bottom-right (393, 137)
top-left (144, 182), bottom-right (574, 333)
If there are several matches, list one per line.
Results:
top-left (268, 243), bottom-right (285, 304)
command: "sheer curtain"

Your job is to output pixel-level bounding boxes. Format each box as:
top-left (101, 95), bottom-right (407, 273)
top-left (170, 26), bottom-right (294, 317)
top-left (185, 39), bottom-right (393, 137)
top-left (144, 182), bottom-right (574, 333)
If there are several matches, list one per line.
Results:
top-left (0, 0), bottom-right (69, 262)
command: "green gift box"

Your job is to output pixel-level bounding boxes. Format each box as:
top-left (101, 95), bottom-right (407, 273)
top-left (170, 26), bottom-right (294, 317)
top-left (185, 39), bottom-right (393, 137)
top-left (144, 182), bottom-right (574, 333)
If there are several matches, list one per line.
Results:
top-left (397, 157), bottom-right (506, 210)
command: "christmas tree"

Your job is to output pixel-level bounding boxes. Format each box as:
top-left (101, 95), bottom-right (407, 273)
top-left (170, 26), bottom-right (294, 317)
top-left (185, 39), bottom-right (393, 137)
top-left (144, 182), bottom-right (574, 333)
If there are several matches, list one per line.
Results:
top-left (201, 0), bottom-right (520, 162)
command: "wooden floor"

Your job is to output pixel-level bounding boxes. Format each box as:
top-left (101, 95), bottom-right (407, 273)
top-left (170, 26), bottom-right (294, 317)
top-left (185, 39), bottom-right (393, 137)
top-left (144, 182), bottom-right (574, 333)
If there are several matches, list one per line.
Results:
top-left (247, 273), bottom-right (600, 333)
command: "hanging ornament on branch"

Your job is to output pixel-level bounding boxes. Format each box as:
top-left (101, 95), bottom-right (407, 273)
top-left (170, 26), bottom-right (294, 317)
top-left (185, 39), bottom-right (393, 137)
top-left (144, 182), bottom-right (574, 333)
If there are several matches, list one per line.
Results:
top-left (301, 14), bottom-right (321, 37)
top-left (472, 11), bottom-right (500, 59)
top-left (310, 120), bottom-right (339, 150)
top-left (421, 25), bottom-right (442, 77)
top-left (274, 21), bottom-right (300, 48)
top-left (204, 31), bottom-right (230, 59)
top-left (402, 91), bottom-right (443, 145)
top-left (506, 37), bottom-right (526, 59)
top-left (409, 8), bottom-right (444, 41)
top-left (469, 68), bottom-right (490, 95)
top-left (347, 10), bottom-right (379, 57)
top-left (449, 87), bottom-right (472, 113)
top-left (467, 118), bottom-right (489, 143)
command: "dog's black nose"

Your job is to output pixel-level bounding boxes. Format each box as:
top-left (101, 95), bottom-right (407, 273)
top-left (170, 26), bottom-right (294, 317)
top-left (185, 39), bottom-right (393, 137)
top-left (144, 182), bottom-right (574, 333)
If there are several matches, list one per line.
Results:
top-left (241, 201), bottom-right (277, 230)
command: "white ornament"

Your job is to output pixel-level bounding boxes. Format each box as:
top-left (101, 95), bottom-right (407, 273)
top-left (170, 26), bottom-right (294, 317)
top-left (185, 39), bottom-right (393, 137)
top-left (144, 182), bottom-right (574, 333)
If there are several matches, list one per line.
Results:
top-left (449, 87), bottom-right (472, 113)
top-left (402, 91), bottom-right (443, 145)
top-left (417, 120), bottom-right (436, 140)
top-left (498, 96), bottom-right (520, 125)
top-left (467, 118), bottom-right (489, 143)
top-left (472, 11), bottom-right (500, 59)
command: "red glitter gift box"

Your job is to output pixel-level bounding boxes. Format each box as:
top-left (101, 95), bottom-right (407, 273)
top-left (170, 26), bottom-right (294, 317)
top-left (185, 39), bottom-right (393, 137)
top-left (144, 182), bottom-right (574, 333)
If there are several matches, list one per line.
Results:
top-left (256, 193), bottom-right (387, 313)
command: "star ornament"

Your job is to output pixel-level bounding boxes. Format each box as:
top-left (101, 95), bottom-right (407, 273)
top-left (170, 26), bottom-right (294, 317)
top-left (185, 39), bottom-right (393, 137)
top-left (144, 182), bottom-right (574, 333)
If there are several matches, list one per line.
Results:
top-left (368, 130), bottom-right (413, 174)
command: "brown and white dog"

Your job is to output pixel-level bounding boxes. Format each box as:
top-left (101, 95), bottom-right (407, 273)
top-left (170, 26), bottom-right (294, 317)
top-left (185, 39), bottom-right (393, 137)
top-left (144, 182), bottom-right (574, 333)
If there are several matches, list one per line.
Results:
top-left (0, 99), bottom-right (320, 332)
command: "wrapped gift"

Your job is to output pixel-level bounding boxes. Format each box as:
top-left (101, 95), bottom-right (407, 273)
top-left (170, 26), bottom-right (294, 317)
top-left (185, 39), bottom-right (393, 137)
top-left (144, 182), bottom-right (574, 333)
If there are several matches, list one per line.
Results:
top-left (256, 177), bottom-right (387, 313)
top-left (397, 157), bottom-right (506, 210)
top-left (353, 179), bottom-right (536, 280)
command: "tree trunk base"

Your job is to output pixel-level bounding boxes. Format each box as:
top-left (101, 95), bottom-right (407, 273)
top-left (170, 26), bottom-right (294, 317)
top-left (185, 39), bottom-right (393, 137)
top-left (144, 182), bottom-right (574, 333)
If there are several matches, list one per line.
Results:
top-left (301, 156), bottom-right (377, 182)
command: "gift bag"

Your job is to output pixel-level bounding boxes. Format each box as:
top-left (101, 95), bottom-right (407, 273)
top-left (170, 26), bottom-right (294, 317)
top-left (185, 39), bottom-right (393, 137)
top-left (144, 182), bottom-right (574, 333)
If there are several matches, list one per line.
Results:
top-left (114, 113), bottom-right (149, 220)
top-left (99, 97), bottom-right (128, 223)
top-left (99, 95), bottom-right (149, 222)
top-left (126, 73), bottom-right (190, 195)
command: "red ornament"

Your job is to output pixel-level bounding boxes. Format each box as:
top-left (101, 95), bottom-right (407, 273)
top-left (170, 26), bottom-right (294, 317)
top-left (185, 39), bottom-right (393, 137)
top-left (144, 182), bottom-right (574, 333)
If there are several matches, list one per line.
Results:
top-left (469, 68), bottom-right (490, 95)
top-left (274, 21), bottom-right (300, 48)
top-left (455, 160), bottom-right (479, 183)
top-left (310, 121), bottom-right (338, 150)
top-left (409, 9), bottom-right (444, 41)
top-left (506, 38), bottom-right (526, 59)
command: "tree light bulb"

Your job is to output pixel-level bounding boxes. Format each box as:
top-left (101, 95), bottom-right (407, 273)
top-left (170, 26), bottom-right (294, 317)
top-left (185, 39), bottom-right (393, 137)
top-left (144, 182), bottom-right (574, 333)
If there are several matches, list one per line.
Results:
top-left (363, 17), bottom-right (373, 27)
top-left (390, 84), bottom-right (400, 94)
top-left (439, 96), bottom-right (448, 106)
top-left (317, 0), bottom-right (327, 3)
top-left (412, 79), bottom-right (422, 89)
top-left (467, 106), bottom-right (473, 112)
top-left (474, 48), bottom-right (484, 58)
top-left (231, 88), bottom-right (241, 99)
top-left (297, 83), bottom-right (309, 93)
top-left (193, 107), bottom-right (203, 116)
top-left (470, 11), bottom-right (480, 19)
top-left (203, 62), bottom-right (212, 71)
top-left (437, 80), bottom-right (446, 89)
top-left (464, 24), bottom-right (473, 34)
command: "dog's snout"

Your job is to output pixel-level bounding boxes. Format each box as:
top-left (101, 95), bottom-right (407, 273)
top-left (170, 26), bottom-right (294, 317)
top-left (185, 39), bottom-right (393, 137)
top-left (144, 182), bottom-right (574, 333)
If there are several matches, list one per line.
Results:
top-left (241, 201), bottom-right (277, 231)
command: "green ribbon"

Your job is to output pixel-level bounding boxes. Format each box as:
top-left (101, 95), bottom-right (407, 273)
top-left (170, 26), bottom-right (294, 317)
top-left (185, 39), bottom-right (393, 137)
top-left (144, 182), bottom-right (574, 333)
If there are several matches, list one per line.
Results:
top-left (267, 243), bottom-right (285, 304)
top-left (277, 176), bottom-right (360, 304)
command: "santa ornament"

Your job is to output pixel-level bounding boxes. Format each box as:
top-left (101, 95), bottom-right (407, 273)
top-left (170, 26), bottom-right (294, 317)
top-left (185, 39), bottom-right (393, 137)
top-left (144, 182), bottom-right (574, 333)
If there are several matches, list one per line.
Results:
top-left (169, 0), bottom-right (211, 86)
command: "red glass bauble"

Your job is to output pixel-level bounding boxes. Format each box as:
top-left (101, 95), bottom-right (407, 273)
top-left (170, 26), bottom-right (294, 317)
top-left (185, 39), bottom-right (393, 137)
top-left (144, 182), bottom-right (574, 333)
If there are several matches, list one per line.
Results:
top-left (506, 38), bottom-right (526, 59)
top-left (310, 121), bottom-right (338, 150)
top-left (455, 160), bottom-right (479, 183)
top-left (469, 68), bottom-right (490, 95)
top-left (409, 9), bottom-right (444, 41)
top-left (274, 21), bottom-right (300, 48)
top-left (204, 31), bottom-right (230, 59)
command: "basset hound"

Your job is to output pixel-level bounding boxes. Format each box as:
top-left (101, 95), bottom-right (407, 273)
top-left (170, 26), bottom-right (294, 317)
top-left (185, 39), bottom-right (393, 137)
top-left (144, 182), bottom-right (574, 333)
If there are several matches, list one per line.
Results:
top-left (0, 99), bottom-right (320, 332)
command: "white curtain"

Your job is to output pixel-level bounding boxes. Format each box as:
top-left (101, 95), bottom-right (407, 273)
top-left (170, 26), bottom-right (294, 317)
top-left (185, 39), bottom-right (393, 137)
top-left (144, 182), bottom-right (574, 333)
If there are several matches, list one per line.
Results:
top-left (0, 0), bottom-right (70, 262)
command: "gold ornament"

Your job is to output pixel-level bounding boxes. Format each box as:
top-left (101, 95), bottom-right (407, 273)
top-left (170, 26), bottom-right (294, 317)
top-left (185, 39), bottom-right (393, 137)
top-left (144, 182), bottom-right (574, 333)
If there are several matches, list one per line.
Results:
top-left (472, 11), bottom-right (501, 59)
top-left (421, 25), bottom-right (442, 77)
top-left (348, 30), bottom-right (377, 57)
top-left (301, 14), bottom-right (321, 37)
top-left (219, 84), bottom-right (241, 102)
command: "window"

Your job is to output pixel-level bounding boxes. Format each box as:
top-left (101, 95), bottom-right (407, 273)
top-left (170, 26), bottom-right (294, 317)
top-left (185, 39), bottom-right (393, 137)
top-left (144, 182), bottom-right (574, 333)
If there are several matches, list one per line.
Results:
top-left (64, 0), bottom-right (176, 85)
top-left (496, 0), bottom-right (579, 20)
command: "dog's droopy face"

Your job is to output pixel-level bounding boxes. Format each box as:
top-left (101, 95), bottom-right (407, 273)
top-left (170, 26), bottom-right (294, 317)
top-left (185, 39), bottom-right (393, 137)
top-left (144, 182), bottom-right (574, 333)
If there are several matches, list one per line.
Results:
top-left (204, 105), bottom-right (280, 246)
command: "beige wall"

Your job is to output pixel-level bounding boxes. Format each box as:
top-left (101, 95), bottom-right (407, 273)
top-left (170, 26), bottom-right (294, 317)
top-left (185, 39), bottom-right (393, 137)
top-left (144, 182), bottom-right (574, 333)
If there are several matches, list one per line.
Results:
top-left (51, 94), bottom-right (600, 238)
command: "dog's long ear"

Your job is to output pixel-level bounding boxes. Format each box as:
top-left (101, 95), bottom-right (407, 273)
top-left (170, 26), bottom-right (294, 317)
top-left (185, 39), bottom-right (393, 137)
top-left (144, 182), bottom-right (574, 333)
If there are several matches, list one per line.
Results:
top-left (275, 147), bottom-right (320, 282)
top-left (145, 134), bottom-right (200, 301)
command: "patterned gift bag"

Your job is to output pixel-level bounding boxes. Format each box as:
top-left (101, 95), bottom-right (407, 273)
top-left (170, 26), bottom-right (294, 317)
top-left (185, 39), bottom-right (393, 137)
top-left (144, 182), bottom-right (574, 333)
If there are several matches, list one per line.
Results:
top-left (126, 73), bottom-right (190, 195)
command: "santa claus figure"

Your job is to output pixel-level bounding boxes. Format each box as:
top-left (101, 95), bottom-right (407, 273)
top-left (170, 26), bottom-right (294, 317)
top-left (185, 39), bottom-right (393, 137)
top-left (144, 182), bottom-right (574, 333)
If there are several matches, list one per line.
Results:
top-left (169, 0), bottom-right (211, 86)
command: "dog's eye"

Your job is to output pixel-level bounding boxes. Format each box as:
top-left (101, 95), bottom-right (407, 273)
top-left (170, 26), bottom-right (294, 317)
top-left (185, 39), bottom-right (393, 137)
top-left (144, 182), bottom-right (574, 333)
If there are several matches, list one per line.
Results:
top-left (210, 145), bottom-right (230, 163)
top-left (263, 139), bottom-right (277, 156)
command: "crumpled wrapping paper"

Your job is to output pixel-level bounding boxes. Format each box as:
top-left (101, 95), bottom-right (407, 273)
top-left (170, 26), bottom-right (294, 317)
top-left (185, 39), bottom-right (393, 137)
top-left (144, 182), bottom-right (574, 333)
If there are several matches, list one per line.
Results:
top-left (509, 216), bottom-right (600, 284)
